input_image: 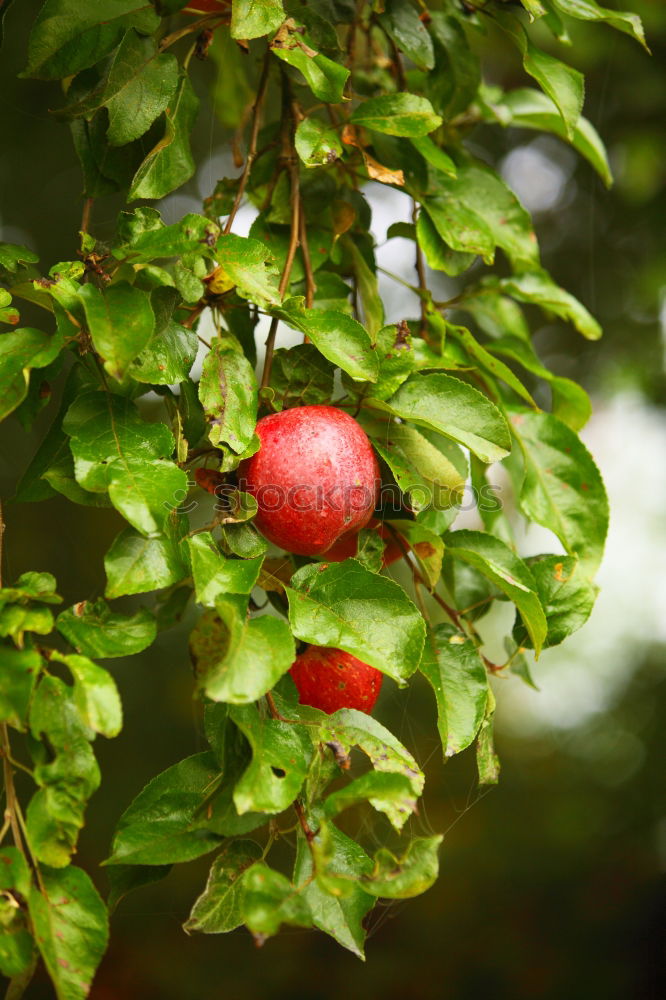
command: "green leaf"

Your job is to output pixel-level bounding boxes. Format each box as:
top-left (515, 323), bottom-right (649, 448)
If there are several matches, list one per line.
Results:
top-left (426, 158), bottom-right (540, 269)
top-left (0, 242), bottom-right (39, 274)
top-left (56, 598), bottom-right (156, 659)
top-left (362, 836), bottom-right (443, 899)
top-left (295, 117), bottom-right (343, 167)
top-left (416, 210), bottom-right (475, 276)
top-left (324, 771), bottom-right (418, 831)
top-left (241, 863), bottom-right (312, 940)
top-left (427, 11), bottom-right (481, 118)
top-left (106, 47), bottom-right (180, 147)
top-left (419, 624), bottom-right (488, 757)
top-left (22, 0), bottom-right (160, 80)
top-left (410, 135), bottom-right (457, 177)
top-left (514, 554), bottom-right (598, 648)
top-left (446, 530), bottom-right (548, 655)
top-left (476, 693), bottom-right (500, 787)
top-left (78, 281), bottom-right (155, 381)
top-left (63, 390), bottom-right (186, 535)
top-left (129, 74), bottom-right (199, 201)
top-left (130, 317), bottom-right (198, 385)
top-left (495, 11), bottom-right (584, 137)
top-left (115, 212), bottom-right (219, 263)
top-left (384, 520), bottom-right (444, 588)
top-left (229, 704), bottom-right (312, 814)
top-left (487, 333), bottom-right (591, 431)
top-left (49, 651), bottom-right (122, 739)
top-left (316, 706), bottom-right (425, 808)
top-left (286, 560), bottom-right (425, 685)
top-left (198, 334), bottom-right (258, 456)
top-left (0, 327), bottom-right (63, 423)
top-left (350, 94), bottom-right (442, 138)
top-left (188, 533), bottom-right (263, 606)
top-left (184, 840), bottom-right (263, 934)
top-left (267, 344), bottom-right (335, 411)
top-left (498, 271), bottom-right (601, 340)
top-left (274, 299), bottom-right (379, 382)
top-left (510, 410), bottom-right (609, 575)
top-left (493, 88), bottom-right (612, 187)
top-left (190, 601), bottom-right (295, 704)
top-left (56, 30), bottom-right (179, 147)
top-left (374, 372), bottom-right (511, 464)
top-left (551, 0), bottom-right (648, 50)
top-left (271, 20), bottom-right (349, 103)
top-left (106, 751), bottom-right (263, 865)
top-left (294, 821), bottom-right (373, 959)
top-left (106, 864), bottom-right (172, 913)
top-left (362, 417), bottom-right (466, 514)
top-left (0, 648), bottom-right (41, 730)
top-left (0, 850), bottom-right (34, 980)
top-left (216, 233), bottom-right (281, 306)
top-left (0, 571), bottom-right (62, 606)
top-left (0, 605), bottom-right (54, 643)
top-left (379, 0), bottom-right (435, 70)
top-left (344, 240), bottom-right (384, 340)
top-left (28, 865), bottom-right (108, 1000)
top-left (447, 324), bottom-right (537, 408)
top-left (231, 0), bottom-right (285, 40)
top-left (105, 527), bottom-right (188, 598)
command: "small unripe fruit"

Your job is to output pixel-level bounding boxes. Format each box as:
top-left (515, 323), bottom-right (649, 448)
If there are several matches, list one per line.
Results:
top-left (238, 405), bottom-right (380, 556)
top-left (290, 645), bottom-right (383, 715)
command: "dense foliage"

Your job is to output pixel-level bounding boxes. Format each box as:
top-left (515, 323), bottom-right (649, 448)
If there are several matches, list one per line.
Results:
top-left (0, 1), bottom-right (646, 996)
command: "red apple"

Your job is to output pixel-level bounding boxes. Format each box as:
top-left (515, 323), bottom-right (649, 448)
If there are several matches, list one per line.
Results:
top-left (324, 517), bottom-right (404, 566)
top-left (238, 405), bottom-right (380, 556)
top-left (290, 645), bottom-right (383, 714)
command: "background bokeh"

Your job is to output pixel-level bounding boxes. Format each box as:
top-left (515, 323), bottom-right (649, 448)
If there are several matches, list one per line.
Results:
top-left (1, 2), bottom-right (665, 997)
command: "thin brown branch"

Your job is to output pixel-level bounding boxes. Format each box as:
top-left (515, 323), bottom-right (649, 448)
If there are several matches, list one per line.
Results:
top-left (1, 725), bottom-right (24, 852)
top-left (299, 203), bottom-right (316, 310)
top-left (80, 197), bottom-right (93, 236)
top-left (260, 80), bottom-right (301, 391)
top-left (158, 11), bottom-right (227, 53)
top-left (224, 50), bottom-right (272, 235)
top-left (412, 201), bottom-right (428, 335)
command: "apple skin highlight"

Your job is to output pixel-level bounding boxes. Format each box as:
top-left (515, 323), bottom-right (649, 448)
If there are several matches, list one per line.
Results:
top-left (238, 405), bottom-right (380, 557)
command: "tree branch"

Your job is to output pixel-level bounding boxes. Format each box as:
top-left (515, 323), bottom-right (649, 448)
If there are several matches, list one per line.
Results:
top-left (224, 49), bottom-right (272, 235)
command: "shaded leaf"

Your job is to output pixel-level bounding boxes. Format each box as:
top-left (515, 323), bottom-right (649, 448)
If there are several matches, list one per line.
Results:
top-left (241, 863), bottom-right (312, 940)
top-left (499, 271), bottom-right (601, 340)
top-left (287, 560), bottom-right (425, 685)
top-left (231, 0), bottom-right (285, 40)
top-left (129, 74), bottom-right (199, 201)
top-left (446, 530), bottom-right (547, 655)
top-left (190, 601), bottom-right (295, 704)
top-left (514, 554), bottom-right (598, 648)
top-left (419, 624), bottom-right (488, 757)
top-left (28, 866), bottom-right (108, 1000)
top-left (184, 840), bottom-right (262, 934)
top-left (379, 0), bottom-right (435, 70)
top-left (274, 299), bottom-right (379, 382)
top-left (373, 372), bottom-right (511, 464)
top-left (188, 533), bottom-right (263, 605)
top-left (271, 19), bottom-right (349, 103)
top-left (104, 527), bottom-right (188, 598)
top-left (198, 334), bottom-right (258, 456)
top-left (229, 704), bottom-right (312, 815)
top-left (350, 93), bottom-right (442, 137)
top-left (362, 836), bottom-right (443, 899)
top-left (324, 771), bottom-right (418, 831)
top-left (510, 409), bottom-right (609, 574)
top-left (295, 117), bottom-right (343, 167)
top-left (50, 651), bottom-right (123, 739)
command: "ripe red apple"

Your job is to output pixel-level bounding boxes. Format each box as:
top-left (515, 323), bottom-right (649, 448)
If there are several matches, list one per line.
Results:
top-left (290, 645), bottom-right (383, 714)
top-left (238, 405), bottom-right (380, 556)
top-left (324, 517), bottom-right (404, 566)
top-left (182, 0), bottom-right (224, 14)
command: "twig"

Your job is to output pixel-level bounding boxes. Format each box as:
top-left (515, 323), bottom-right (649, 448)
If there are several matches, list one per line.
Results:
top-left (260, 79), bottom-right (301, 390)
top-left (299, 205), bottom-right (316, 309)
top-left (80, 197), bottom-right (93, 236)
top-left (158, 12), bottom-right (227, 53)
top-left (412, 201), bottom-right (428, 334)
top-left (383, 522), bottom-right (464, 629)
top-left (1, 726), bottom-right (24, 852)
top-left (224, 50), bottom-right (272, 235)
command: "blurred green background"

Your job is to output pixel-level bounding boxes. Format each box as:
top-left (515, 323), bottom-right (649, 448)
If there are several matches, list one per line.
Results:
top-left (1, 2), bottom-right (665, 997)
